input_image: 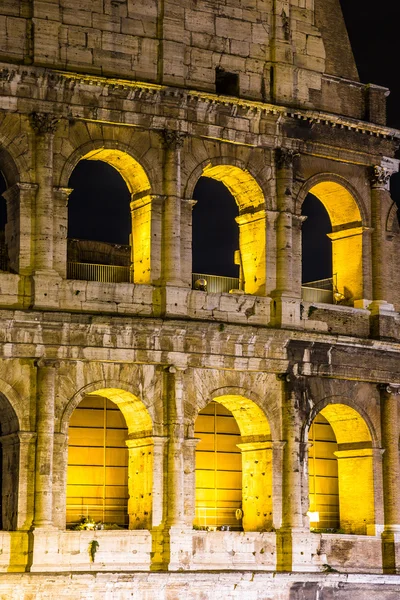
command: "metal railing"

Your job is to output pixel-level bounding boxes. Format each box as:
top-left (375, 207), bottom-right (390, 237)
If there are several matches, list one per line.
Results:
top-left (302, 275), bottom-right (336, 304)
top-left (192, 273), bottom-right (240, 294)
top-left (67, 261), bottom-right (131, 284)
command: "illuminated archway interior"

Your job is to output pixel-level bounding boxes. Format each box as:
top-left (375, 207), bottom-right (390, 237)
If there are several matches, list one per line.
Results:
top-left (304, 181), bottom-right (364, 303)
top-left (67, 149), bottom-right (153, 284)
top-left (308, 404), bottom-right (375, 535)
top-left (194, 396), bottom-right (272, 532)
top-left (308, 413), bottom-right (339, 530)
top-left (193, 164), bottom-right (266, 295)
top-left (66, 389), bottom-right (153, 530)
top-left (66, 396), bottom-right (129, 528)
top-left (192, 177), bottom-right (239, 284)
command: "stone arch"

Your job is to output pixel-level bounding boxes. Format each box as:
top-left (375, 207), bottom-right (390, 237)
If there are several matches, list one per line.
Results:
top-left (64, 382), bottom-right (155, 530)
top-left (185, 158), bottom-right (267, 295)
top-left (59, 142), bottom-right (152, 198)
top-left (306, 400), bottom-right (375, 535)
top-left (386, 201), bottom-right (399, 234)
top-left (61, 142), bottom-right (159, 285)
top-left (305, 395), bottom-right (378, 446)
top-left (0, 142), bottom-right (30, 274)
top-left (194, 390), bottom-right (273, 532)
top-left (60, 380), bottom-right (153, 436)
top-left (296, 173), bottom-right (367, 302)
top-left (209, 386), bottom-right (272, 439)
top-left (0, 145), bottom-right (21, 189)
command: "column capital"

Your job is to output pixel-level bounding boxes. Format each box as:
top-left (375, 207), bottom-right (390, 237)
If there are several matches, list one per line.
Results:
top-left (379, 383), bottom-right (400, 396)
top-left (161, 129), bottom-right (186, 151)
top-left (30, 112), bottom-right (60, 135)
top-left (275, 148), bottom-right (298, 170)
top-left (35, 358), bottom-right (60, 370)
top-left (370, 165), bottom-right (392, 189)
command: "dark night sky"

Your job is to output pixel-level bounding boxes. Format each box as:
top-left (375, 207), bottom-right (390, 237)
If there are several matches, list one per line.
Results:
top-left (2, 3), bottom-right (400, 282)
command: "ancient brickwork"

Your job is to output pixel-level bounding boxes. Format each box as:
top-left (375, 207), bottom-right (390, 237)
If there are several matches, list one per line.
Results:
top-left (0, 1), bottom-right (398, 598)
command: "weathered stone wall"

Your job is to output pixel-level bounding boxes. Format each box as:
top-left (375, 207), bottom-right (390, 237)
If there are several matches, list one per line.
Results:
top-left (0, 0), bottom-right (388, 118)
top-left (0, 0), bottom-right (399, 593)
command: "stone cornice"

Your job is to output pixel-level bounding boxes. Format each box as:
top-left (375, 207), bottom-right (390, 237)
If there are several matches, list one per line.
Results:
top-left (0, 64), bottom-right (399, 142)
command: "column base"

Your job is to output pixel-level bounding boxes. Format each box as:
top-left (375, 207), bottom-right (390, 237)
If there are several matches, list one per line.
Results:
top-left (32, 271), bottom-right (62, 309)
top-left (276, 528), bottom-right (322, 572)
top-left (151, 525), bottom-right (193, 571)
top-left (270, 293), bottom-right (302, 328)
top-left (369, 300), bottom-right (396, 315)
top-left (382, 529), bottom-right (400, 574)
top-left (369, 301), bottom-right (400, 340)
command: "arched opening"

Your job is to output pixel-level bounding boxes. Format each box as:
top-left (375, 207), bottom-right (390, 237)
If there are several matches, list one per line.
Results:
top-left (191, 164), bottom-right (266, 295)
top-left (0, 394), bottom-right (20, 531)
top-left (67, 396), bottom-right (129, 528)
top-left (194, 395), bottom-right (272, 532)
top-left (66, 388), bottom-right (153, 530)
top-left (192, 177), bottom-right (239, 292)
top-left (0, 172), bottom-right (10, 273)
top-left (301, 180), bottom-right (364, 305)
top-left (301, 194), bottom-right (333, 303)
top-left (308, 413), bottom-right (339, 530)
top-left (308, 404), bottom-right (375, 535)
top-left (67, 149), bottom-right (152, 285)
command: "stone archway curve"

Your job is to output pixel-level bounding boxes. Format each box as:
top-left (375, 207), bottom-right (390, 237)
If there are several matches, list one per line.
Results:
top-left (304, 395), bottom-right (377, 446)
top-left (60, 379), bottom-right (153, 437)
top-left (0, 378), bottom-right (25, 433)
top-left (58, 140), bottom-right (152, 198)
top-left (203, 385), bottom-right (274, 440)
top-left (295, 172), bottom-right (368, 227)
top-left (184, 156), bottom-right (266, 212)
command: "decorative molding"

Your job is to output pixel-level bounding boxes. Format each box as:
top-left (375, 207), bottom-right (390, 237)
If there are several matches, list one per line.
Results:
top-left (379, 383), bottom-right (400, 396)
top-left (370, 165), bottom-right (391, 188)
top-left (30, 112), bottom-right (60, 135)
top-left (276, 148), bottom-right (297, 170)
top-left (34, 358), bottom-right (61, 369)
top-left (161, 129), bottom-right (186, 151)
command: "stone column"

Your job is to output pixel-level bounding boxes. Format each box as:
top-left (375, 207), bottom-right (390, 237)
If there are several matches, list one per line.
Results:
top-left (180, 198), bottom-right (196, 288)
top-left (327, 225), bottom-right (370, 303)
top-left (334, 446), bottom-right (376, 534)
top-left (273, 149), bottom-right (301, 326)
top-left (52, 432), bottom-right (68, 529)
top-left (33, 359), bottom-right (58, 528)
top-left (126, 436), bottom-right (155, 530)
top-left (272, 440), bottom-right (286, 530)
top-left (369, 165), bottom-right (395, 307)
top-left (30, 113), bottom-right (59, 274)
top-left (53, 187), bottom-right (72, 279)
top-left (277, 377), bottom-right (314, 572)
top-left (162, 130), bottom-right (185, 287)
top-left (280, 382), bottom-right (304, 531)
top-left (292, 214), bottom-right (306, 300)
top-left (265, 209), bottom-right (279, 297)
top-left (236, 208), bottom-right (267, 295)
top-left (0, 432), bottom-right (36, 531)
top-left (16, 432), bottom-right (37, 531)
top-left (181, 437), bottom-right (200, 527)
top-left (380, 383), bottom-right (400, 573)
top-left (165, 366), bottom-right (185, 528)
top-left (237, 440), bottom-right (273, 531)
top-left (130, 194), bottom-right (163, 285)
top-left (380, 384), bottom-right (400, 532)
top-left (2, 183), bottom-right (37, 276)
top-left (275, 148), bottom-right (295, 295)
